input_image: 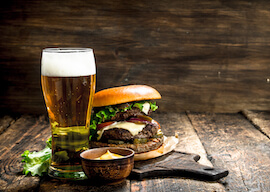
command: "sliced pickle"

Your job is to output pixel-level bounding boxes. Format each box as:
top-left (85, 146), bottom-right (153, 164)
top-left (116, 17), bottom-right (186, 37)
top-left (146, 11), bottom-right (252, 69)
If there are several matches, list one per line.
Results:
top-left (133, 138), bottom-right (148, 144)
top-left (152, 132), bottom-right (163, 138)
top-left (108, 139), bottom-right (125, 144)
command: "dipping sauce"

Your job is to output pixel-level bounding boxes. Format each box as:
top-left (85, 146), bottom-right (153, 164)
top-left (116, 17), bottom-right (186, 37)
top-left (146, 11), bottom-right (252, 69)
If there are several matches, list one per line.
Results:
top-left (95, 150), bottom-right (124, 160)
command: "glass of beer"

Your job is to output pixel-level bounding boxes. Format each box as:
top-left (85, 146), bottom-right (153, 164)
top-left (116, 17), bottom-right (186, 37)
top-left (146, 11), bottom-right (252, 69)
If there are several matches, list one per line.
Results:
top-left (41, 48), bottom-right (96, 180)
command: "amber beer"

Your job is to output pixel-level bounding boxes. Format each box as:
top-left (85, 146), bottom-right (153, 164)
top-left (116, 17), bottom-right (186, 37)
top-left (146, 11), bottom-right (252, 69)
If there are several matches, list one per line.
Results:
top-left (41, 48), bottom-right (96, 179)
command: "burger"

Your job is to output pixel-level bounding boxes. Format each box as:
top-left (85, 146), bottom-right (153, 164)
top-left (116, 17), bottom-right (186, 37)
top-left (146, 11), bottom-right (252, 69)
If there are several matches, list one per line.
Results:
top-left (89, 85), bottom-right (164, 160)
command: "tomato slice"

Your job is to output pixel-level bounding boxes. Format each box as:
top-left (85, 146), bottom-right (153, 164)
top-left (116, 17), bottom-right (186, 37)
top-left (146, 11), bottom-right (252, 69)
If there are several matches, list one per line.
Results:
top-left (97, 121), bottom-right (115, 130)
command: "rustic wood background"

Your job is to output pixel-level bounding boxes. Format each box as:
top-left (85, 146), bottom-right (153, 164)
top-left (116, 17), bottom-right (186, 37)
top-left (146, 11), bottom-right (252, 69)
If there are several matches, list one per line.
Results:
top-left (0, 0), bottom-right (270, 115)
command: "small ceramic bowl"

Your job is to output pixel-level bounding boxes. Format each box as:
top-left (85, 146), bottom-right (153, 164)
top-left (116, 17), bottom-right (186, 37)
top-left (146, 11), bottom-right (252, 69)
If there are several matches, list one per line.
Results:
top-left (80, 147), bottom-right (134, 183)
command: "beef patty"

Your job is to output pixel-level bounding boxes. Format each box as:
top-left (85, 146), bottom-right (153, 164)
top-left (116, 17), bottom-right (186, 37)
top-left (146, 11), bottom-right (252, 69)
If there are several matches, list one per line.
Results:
top-left (99, 123), bottom-right (159, 142)
top-left (110, 107), bottom-right (151, 121)
top-left (90, 137), bottom-right (164, 154)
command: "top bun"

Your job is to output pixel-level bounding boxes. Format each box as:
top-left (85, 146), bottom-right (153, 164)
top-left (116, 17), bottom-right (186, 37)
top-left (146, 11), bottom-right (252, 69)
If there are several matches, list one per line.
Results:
top-left (93, 85), bottom-right (161, 107)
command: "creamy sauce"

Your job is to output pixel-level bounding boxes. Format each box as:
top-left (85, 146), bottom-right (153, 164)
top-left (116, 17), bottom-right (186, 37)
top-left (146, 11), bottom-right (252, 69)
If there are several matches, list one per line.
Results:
top-left (95, 150), bottom-right (124, 160)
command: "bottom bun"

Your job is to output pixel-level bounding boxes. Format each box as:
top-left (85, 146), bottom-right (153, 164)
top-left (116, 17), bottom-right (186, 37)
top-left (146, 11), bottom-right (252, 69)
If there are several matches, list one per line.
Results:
top-left (134, 136), bottom-right (179, 161)
top-left (90, 137), bottom-right (163, 154)
top-left (134, 144), bottom-right (164, 161)
top-left (90, 136), bottom-right (179, 161)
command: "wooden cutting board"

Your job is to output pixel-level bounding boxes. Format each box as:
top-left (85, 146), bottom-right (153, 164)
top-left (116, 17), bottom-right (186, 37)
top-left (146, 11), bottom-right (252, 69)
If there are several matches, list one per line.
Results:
top-left (131, 151), bottom-right (229, 181)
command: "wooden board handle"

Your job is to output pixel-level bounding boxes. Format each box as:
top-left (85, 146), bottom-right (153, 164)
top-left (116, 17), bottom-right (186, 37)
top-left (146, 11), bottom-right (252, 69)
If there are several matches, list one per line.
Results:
top-left (131, 165), bottom-right (228, 181)
top-left (131, 151), bottom-right (229, 181)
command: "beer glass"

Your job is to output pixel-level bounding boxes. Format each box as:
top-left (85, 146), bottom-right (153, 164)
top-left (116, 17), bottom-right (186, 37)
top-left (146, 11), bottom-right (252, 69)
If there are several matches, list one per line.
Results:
top-left (41, 48), bottom-right (96, 179)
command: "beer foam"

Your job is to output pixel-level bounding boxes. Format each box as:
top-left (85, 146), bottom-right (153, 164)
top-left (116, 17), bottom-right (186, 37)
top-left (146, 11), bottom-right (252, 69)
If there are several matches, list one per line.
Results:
top-left (41, 48), bottom-right (96, 77)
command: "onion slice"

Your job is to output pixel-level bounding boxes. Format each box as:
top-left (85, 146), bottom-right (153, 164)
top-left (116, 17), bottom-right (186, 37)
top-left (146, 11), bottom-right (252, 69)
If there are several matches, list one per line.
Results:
top-left (127, 115), bottom-right (153, 125)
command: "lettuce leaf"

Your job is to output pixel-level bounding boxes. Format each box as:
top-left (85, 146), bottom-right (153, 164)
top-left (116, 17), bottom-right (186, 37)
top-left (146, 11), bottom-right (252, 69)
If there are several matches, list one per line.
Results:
top-left (89, 105), bottom-right (118, 140)
top-left (21, 137), bottom-right (52, 176)
top-left (133, 101), bottom-right (158, 112)
top-left (149, 101), bottom-right (158, 111)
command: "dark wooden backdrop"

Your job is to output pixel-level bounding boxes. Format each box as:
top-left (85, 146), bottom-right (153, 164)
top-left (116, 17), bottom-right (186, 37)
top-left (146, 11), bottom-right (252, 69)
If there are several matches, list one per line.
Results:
top-left (0, 0), bottom-right (270, 115)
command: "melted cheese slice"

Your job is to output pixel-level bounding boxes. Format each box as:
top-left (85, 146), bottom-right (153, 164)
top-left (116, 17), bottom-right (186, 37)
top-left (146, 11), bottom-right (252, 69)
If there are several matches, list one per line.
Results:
top-left (97, 122), bottom-right (146, 141)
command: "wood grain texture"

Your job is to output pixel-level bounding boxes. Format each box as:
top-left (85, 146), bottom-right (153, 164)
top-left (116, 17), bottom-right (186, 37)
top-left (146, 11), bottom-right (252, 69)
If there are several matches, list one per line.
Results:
top-left (166, 112), bottom-right (212, 167)
top-left (131, 112), bottom-right (225, 192)
top-left (0, 116), bottom-right (14, 135)
top-left (0, 114), bottom-right (228, 191)
top-left (0, 115), bottom-right (51, 191)
top-left (242, 110), bottom-right (270, 138)
top-left (39, 178), bottom-right (131, 192)
top-left (187, 112), bottom-right (270, 191)
top-left (1, 0), bottom-right (270, 114)
top-left (2, 112), bottom-right (269, 191)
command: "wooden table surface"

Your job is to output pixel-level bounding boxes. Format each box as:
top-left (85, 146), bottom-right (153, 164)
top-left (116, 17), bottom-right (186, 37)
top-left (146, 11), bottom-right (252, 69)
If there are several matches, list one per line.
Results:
top-left (1, 110), bottom-right (270, 192)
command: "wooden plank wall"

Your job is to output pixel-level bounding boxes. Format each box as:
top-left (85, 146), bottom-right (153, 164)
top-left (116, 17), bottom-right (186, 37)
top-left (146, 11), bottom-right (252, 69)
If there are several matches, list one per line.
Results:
top-left (0, 0), bottom-right (270, 115)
